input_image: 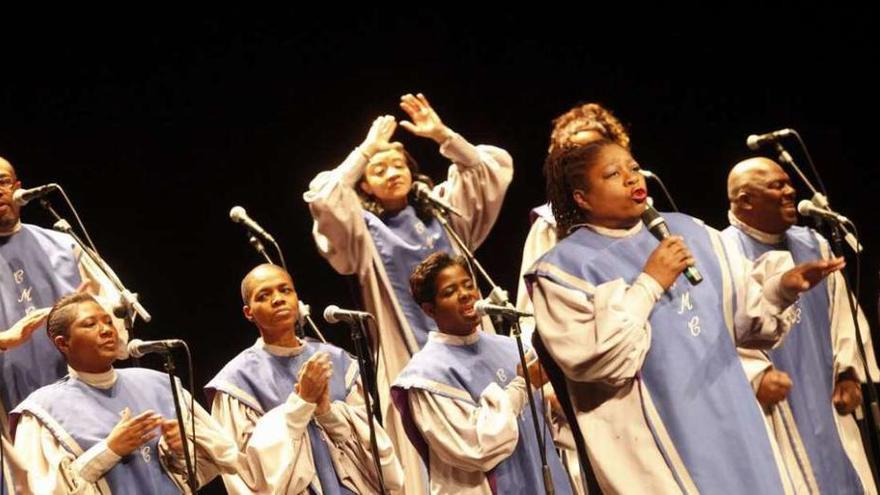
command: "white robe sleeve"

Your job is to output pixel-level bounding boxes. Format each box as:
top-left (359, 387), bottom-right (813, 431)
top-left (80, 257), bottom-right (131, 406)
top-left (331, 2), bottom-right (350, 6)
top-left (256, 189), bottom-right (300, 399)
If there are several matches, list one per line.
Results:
top-left (314, 373), bottom-right (404, 492)
top-left (530, 273), bottom-right (662, 386)
top-left (828, 270), bottom-right (880, 382)
top-left (302, 148), bottom-right (374, 277)
top-left (433, 133), bottom-right (513, 251)
top-left (12, 412), bottom-right (105, 494)
top-left (407, 376), bottom-right (527, 472)
top-left (725, 242), bottom-right (800, 348)
top-left (209, 390), bottom-right (317, 495)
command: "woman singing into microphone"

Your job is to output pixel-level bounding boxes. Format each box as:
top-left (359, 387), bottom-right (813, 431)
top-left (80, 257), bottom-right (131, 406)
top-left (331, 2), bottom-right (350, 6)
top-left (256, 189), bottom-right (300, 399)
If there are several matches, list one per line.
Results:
top-left (303, 93), bottom-right (512, 493)
top-left (525, 139), bottom-right (844, 494)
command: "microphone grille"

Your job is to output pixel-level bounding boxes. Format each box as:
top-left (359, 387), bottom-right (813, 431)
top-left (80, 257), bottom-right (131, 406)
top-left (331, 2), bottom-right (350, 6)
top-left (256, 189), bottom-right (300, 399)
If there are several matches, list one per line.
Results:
top-left (126, 339), bottom-right (144, 358)
top-left (323, 305), bottom-right (340, 324)
top-left (746, 135), bottom-right (761, 151)
top-left (229, 206), bottom-right (246, 222)
top-left (473, 299), bottom-right (489, 316)
top-left (797, 199), bottom-right (812, 216)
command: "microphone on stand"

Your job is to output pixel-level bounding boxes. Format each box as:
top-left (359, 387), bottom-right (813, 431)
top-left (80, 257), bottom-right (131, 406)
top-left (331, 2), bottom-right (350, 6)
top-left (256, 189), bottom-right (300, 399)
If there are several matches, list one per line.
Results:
top-left (323, 305), bottom-right (373, 324)
top-left (412, 180), bottom-right (463, 217)
top-left (127, 338), bottom-right (186, 358)
top-left (746, 129), bottom-right (795, 150)
top-left (229, 206), bottom-right (276, 243)
top-left (13, 184), bottom-right (60, 206)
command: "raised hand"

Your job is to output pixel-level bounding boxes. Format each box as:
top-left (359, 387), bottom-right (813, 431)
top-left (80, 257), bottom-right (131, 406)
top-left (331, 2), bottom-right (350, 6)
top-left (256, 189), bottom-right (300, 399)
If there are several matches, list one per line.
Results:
top-left (360, 115), bottom-right (397, 157)
top-left (399, 93), bottom-right (452, 144)
top-left (0, 307), bottom-right (51, 351)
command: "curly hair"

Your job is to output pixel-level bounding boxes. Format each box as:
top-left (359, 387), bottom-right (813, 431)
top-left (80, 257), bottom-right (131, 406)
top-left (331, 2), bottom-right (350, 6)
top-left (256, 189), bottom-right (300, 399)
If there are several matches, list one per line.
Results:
top-left (544, 139), bottom-right (619, 239)
top-left (357, 146), bottom-right (435, 223)
top-left (409, 252), bottom-right (470, 306)
top-left (548, 102), bottom-right (630, 153)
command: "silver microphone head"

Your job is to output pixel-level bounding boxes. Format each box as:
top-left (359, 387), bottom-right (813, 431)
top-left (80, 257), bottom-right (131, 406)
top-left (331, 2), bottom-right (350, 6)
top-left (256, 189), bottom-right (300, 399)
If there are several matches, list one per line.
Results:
top-left (229, 205), bottom-right (246, 223)
top-left (473, 299), bottom-right (487, 316)
top-left (746, 134), bottom-right (762, 151)
top-left (797, 199), bottom-right (813, 217)
top-left (323, 304), bottom-right (341, 324)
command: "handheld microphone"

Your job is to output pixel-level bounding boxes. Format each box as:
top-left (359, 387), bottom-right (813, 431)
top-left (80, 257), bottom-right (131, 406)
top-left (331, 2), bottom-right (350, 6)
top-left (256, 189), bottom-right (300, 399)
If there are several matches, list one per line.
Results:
top-left (229, 206), bottom-right (276, 243)
top-left (746, 129), bottom-right (794, 151)
top-left (323, 305), bottom-right (373, 324)
top-left (12, 183), bottom-right (60, 206)
top-left (641, 204), bottom-right (703, 285)
top-left (127, 338), bottom-right (185, 358)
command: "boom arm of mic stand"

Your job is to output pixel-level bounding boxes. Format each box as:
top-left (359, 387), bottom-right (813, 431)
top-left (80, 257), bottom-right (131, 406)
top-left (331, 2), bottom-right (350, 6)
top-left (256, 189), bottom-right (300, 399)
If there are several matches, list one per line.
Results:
top-left (248, 234), bottom-right (274, 264)
top-left (430, 208), bottom-right (504, 300)
top-left (41, 201), bottom-right (152, 323)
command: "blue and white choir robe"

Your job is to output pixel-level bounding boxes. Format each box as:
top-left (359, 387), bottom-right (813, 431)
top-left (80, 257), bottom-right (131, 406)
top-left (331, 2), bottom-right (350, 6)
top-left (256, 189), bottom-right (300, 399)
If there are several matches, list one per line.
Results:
top-left (392, 331), bottom-right (572, 495)
top-left (206, 338), bottom-right (403, 494)
top-left (11, 366), bottom-right (307, 494)
top-left (526, 214), bottom-right (809, 494)
top-left (725, 216), bottom-right (877, 494)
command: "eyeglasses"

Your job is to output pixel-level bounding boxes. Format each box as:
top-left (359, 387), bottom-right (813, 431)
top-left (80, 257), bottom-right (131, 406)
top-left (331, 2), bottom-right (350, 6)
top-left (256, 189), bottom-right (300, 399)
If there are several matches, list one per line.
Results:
top-left (0, 177), bottom-right (15, 190)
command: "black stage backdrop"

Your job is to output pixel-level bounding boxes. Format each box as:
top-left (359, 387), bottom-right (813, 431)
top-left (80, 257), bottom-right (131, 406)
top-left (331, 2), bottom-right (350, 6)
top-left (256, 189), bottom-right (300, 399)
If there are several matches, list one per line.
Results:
top-left (2, 7), bottom-right (878, 493)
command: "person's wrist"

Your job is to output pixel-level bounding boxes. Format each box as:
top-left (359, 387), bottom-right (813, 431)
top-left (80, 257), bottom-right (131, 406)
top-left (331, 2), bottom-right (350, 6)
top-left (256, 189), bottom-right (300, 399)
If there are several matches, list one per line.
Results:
top-left (432, 126), bottom-right (454, 144)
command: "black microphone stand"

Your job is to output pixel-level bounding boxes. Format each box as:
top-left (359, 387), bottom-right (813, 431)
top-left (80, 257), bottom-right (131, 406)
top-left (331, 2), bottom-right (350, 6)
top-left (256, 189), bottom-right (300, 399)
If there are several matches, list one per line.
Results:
top-left (159, 349), bottom-right (198, 492)
top-left (426, 206), bottom-right (555, 495)
top-left (247, 234), bottom-right (273, 265)
top-left (341, 315), bottom-right (387, 495)
top-left (512, 316), bottom-right (555, 495)
top-left (828, 221), bottom-right (880, 453)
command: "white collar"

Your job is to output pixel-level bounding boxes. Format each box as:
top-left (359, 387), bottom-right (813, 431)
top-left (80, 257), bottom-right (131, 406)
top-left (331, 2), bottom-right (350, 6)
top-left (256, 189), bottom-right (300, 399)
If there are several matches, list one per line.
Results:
top-left (68, 365), bottom-right (117, 389)
top-left (257, 336), bottom-right (308, 357)
top-left (428, 330), bottom-right (481, 346)
top-left (569, 221), bottom-right (644, 239)
top-left (728, 211), bottom-right (785, 245)
top-left (0, 221), bottom-right (22, 237)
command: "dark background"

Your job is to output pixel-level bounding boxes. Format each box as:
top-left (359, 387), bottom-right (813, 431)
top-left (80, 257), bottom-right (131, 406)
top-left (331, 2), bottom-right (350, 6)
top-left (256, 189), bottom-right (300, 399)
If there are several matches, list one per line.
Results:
top-left (2, 7), bottom-right (878, 492)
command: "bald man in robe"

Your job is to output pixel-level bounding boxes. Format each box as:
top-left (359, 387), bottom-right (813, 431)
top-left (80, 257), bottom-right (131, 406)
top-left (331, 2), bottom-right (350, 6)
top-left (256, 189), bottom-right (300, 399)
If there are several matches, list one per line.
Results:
top-left (723, 157), bottom-right (878, 493)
